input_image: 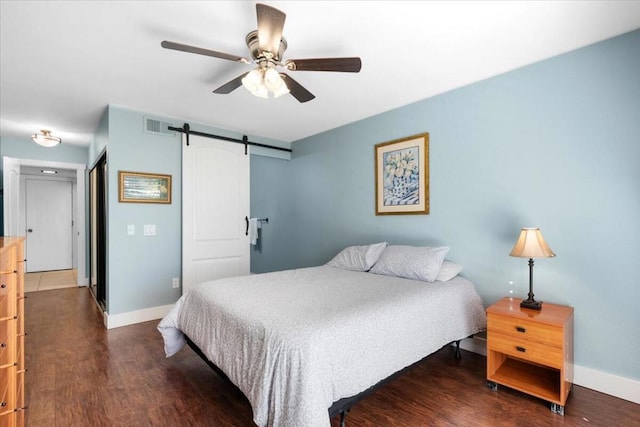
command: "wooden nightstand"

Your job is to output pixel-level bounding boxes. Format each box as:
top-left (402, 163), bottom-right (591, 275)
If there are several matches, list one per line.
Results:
top-left (486, 297), bottom-right (574, 415)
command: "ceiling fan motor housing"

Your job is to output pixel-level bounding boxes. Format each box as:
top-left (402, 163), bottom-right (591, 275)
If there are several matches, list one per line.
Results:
top-left (245, 30), bottom-right (287, 62)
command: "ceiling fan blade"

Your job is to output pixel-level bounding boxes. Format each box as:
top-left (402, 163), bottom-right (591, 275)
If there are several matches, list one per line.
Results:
top-left (285, 57), bottom-right (362, 73)
top-left (256, 3), bottom-right (286, 56)
top-left (161, 41), bottom-right (249, 63)
top-left (281, 73), bottom-right (315, 103)
top-left (213, 73), bottom-right (249, 94)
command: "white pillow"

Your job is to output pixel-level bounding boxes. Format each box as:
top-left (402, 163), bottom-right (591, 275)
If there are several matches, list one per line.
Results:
top-left (369, 245), bottom-right (449, 282)
top-left (326, 242), bottom-right (388, 272)
top-left (435, 261), bottom-right (463, 281)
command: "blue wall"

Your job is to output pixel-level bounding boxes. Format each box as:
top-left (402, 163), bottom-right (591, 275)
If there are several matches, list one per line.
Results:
top-left (251, 30), bottom-right (640, 380)
top-left (101, 106), bottom-right (183, 315)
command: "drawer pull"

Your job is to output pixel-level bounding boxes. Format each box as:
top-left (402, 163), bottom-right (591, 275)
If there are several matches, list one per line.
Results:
top-left (516, 326), bottom-right (526, 333)
top-left (516, 346), bottom-right (526, 353)
top-left (0, 343), bottom-right (6, 348)
top-left (1, 284), bottom-right (5, 288)
top-left (1, 401), bottom-right (6, 407)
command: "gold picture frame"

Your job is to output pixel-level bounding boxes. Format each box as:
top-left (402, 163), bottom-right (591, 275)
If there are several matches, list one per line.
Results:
top-left (118, 171), bottom-right (172, 204)
top-left (375, 133), bottom-right (429, 215)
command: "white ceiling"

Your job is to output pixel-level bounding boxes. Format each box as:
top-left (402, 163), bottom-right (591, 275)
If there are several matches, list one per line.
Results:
top-left (2, 1), bottom-right (639, 146)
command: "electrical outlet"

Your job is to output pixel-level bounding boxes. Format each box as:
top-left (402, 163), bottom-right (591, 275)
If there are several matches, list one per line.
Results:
top-left (172, 277), bottom-right (180, 288)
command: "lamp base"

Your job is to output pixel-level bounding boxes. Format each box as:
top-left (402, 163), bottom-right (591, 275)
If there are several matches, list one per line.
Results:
top-left (520, 299), bottom-right (543, 310)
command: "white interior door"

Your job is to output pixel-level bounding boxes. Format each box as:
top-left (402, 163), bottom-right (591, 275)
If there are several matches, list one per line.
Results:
top-left (182, 134), bottom-right (250, 294)
top-left (25, 179), bottom-right (73, 272)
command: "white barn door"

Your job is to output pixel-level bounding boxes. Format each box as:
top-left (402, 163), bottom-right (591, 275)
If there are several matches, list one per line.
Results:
top-left (182, 134), bottom-right (250, 294)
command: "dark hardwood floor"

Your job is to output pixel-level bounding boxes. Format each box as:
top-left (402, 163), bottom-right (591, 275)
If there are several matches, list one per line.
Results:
top-left (25, 288), bottom-right (639, 426)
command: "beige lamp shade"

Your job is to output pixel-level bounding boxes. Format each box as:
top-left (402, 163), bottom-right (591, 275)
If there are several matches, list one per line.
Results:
top-left (509, 227), bottom-right (556, 258)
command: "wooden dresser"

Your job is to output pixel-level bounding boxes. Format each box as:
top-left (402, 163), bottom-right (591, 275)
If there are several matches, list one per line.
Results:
top-left (0, 237), bottom-right (26, 427)
top-left (486, 297), bottom-right (574, 415)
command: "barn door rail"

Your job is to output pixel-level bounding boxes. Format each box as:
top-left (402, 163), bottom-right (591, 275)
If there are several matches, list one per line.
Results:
top-left (169, 123), bottom-right (292, 153)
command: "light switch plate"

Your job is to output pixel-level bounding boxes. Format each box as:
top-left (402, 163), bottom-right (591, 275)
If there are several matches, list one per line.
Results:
top-left (127, 224), bottom-right (135, 236)
top-left (143, 224), bottom-right (156, 236)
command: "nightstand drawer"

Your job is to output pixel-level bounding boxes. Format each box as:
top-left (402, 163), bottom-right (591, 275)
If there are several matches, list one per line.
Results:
top-left (488, 313), bottom-right (563, 347)
top-left (489, 332), bottom-right (563, 369)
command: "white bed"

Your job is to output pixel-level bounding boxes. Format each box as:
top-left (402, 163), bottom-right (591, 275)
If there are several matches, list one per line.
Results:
top-left (158, 264), bottom-right (486, 427)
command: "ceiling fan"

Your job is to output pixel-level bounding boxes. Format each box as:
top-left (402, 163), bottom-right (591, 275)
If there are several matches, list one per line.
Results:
top-left (161, 3), bottom-right (361, 103)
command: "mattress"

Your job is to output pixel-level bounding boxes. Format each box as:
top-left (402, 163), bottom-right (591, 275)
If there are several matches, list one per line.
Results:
top-left (158, 265), bottom-right (486, 427)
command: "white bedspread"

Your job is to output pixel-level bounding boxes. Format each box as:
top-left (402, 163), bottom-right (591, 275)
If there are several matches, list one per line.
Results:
top-left (158, 266), bottom-right (486, 427)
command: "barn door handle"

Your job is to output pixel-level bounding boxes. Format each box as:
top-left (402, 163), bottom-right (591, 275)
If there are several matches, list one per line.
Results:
top-left (245, 216), bottom-right (249, 236)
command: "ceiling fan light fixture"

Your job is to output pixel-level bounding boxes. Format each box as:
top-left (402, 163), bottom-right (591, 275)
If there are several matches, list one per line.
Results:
top-left (242, 69), bottom-right (264, 93)
top-left (242, 66), bottom-right (289, 99)
top-left (31, 129), bottom-right (61, 147)
top-left (263, 68), bottom-right (281, 91)
top-left (253, 83), bottom-right (269, 99)
top-left (272, 74), bottom-right (290, 98)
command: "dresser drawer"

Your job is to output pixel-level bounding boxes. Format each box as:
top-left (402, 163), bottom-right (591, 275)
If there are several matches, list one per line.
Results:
top-left (1, 365), bottom-right (17, 414)
top-left (489, 332), bottom-right (563, 369)
top-left (0, 273), bottom-right (17, 320)
top-left (0, 319), bottom-right (17, 367)
top-left (488, 313), bottom-right (563, 347)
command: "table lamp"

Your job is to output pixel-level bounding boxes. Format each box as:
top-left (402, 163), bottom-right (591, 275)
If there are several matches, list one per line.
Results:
top-left (509, 227), bottom-right (555, 310)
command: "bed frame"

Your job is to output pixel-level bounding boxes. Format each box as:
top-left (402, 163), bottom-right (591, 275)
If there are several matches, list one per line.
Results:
top-left (185, 335), bottom-right (462, 427)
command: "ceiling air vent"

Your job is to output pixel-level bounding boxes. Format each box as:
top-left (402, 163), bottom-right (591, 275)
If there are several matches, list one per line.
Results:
top-left (144, 117), bottom-right (175, 136)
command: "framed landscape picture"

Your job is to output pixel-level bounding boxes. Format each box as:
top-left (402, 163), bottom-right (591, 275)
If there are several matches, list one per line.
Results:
top-left (118, 171), bottom-right (172, 204)
top-left (375, 133), bottom-right (429, 215)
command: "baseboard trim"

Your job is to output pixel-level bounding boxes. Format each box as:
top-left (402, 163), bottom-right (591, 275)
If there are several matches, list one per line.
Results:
top-left (458, 336), bottom-right (640, 405)
top-left (573, 365), bottom-right (640, 405)
top-left (104, 304), bottom-right (173, 329)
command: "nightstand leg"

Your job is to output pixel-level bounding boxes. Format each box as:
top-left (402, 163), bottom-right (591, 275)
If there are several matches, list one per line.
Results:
top-left (551, 403), bottom-right (564, 416)
top-left (486, 381), bottom-right (498, 391)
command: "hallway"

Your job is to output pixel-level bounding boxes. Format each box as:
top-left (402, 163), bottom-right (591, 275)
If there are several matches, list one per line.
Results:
top-left (24, 269), bottom-right (77, 292)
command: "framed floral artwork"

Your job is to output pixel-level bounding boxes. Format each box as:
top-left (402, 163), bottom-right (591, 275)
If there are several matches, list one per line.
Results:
top-left (118, 171), bottom-right (172, 204)
top-left (374, 133), bottom-right (429, 215)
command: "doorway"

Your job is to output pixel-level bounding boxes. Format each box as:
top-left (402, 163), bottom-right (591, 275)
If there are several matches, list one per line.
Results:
top-left (89, 153), bottom-right (107, 309)
top-left (2, 156), bottom-right (87, 284)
